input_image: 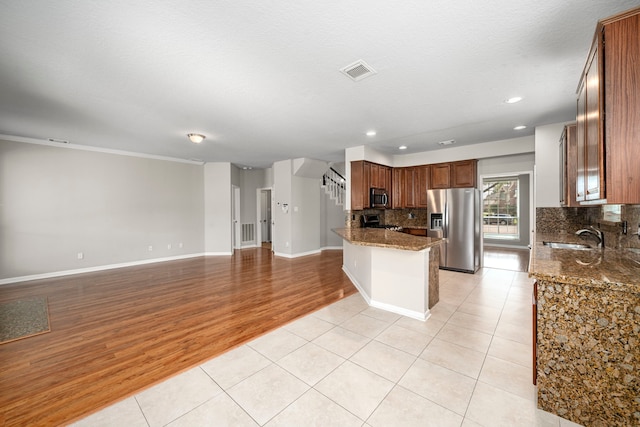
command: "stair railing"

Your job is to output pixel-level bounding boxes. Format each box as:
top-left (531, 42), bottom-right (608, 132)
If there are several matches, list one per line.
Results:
top-left (322, 167), bottom-right (346, 206)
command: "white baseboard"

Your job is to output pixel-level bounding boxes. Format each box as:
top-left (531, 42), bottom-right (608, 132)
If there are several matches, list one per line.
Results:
top-left (274, 249), bottom-right (322, 258)
top-left (0, 253), bottom-right (206, 286)
top-left (341, 265), bottom-right (429, 322)
top-left (320, 245), bottom-right (343, 251)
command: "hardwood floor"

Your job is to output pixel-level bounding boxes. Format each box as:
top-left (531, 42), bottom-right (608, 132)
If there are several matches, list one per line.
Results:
top-left (483, 245), bottom-right (530, 272)
top-left (0, 248), bottom-right (356, 426)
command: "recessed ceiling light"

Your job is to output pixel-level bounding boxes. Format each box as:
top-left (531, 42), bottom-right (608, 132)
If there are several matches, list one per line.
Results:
top-left (514, 125), bottom-right (527, 130)
top-left (187, 133), bottom-right (206, 143)
top-left (505, 97), bottom-right (523, 104)
top-left (366, 130), bottom-right (377, 137)
top-left (398, 145), bottom-right (407, 150)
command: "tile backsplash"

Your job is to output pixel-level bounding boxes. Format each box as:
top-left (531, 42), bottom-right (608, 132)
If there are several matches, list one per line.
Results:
top-left (347, 209), bottom-right (430, 229)
top-left (536, 206), bottom-right (640, 249)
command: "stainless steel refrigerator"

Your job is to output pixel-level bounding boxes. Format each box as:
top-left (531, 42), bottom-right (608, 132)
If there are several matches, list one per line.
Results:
top-left (426, 188), bottom-right (481, 273)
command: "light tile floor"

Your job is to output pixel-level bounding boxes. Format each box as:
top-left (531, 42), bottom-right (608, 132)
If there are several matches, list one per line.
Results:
top-left (71, 268), bottom-right (585, 427)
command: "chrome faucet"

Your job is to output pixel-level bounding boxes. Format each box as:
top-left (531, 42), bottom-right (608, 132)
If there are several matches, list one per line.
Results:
top-left (575, 226), bottom-right (604, 248)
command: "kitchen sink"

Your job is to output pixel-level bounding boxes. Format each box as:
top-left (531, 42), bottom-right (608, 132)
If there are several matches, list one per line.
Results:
top-left (543, 241), bottom-right (592, 250)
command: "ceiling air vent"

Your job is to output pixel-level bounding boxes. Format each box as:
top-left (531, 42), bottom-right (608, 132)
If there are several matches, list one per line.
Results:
top-left (340, 60), bottom-right (377, 82)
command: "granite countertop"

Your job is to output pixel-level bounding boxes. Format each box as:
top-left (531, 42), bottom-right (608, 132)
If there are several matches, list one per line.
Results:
top-left (529, 233), bottom-right (640, 293)
top-left (333, 228), bottom-right (442, 251)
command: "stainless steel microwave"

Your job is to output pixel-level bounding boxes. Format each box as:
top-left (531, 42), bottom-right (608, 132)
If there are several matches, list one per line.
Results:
top-left (370, 188), bottom-right (389, 208)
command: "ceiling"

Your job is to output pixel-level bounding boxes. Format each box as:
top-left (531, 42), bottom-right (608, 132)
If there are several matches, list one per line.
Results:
top-left (1, 1), bottom-right (639, 169)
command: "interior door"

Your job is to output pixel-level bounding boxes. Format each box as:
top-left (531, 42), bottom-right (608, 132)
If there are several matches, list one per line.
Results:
top-left (260, 189), bottom-right (272, 243)
top-left (232, 186), bottom-right (241, 250)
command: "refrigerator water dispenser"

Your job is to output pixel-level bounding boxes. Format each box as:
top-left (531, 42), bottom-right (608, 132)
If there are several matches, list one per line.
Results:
top-left (430, 213), bottom-right (443, 229)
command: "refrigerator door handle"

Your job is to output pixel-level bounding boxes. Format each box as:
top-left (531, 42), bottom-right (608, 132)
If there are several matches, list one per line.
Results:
top-left (443, 197), bottom-right (448, 239)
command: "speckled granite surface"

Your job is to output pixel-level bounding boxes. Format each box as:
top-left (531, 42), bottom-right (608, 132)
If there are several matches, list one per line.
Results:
top-left (536, 279), bottom-right (639, 426)
top-left (530, 233), bottom-right (640, 426)
top-left (530, 233), bottom-right (640, 293)
top-left (333, 228), bottom-right (442, 251)
top-left (428, 246), bottom-right (439, 308)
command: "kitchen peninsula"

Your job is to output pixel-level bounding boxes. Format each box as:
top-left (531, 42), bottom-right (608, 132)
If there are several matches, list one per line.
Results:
top-left (333, 227), bottom-right (442, 321)
top-left (529, 233), bottom-right (640, 426)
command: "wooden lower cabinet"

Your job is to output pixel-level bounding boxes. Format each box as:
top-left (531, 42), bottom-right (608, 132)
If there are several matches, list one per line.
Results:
top-left (403, 228), bottom-right (428, 237)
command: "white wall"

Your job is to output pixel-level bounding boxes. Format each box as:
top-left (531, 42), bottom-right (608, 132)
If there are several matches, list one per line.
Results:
top-left (204, 162), bottom-right (232, 255)
top-left (0, 139), bottom-right (204, 281)
top-left (273, 159), bottom-right (327, 257)
top-left (534, 122), bottom-right (567, 207)
top-left (292, 176), bottom-right (321, 254)
top-left (273, 160), bottom-right (293, 255)
top-left (393, 136), bottom-right (535, 167)
top-left (320, 187), bottom-right (345, 248)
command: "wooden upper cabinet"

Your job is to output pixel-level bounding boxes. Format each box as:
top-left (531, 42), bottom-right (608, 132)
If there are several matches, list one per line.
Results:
top-left (603, 9), bottom-right (640, 203)
top-left (430, 160), bottom-right (476, 189)
top-left (350, 160), bottom-right (370, 210)
top-left (575, 8), bottom-right (640, 204)
top-left (391, 168), bottom-right (404, 209)
top-left (576, 79), bottom-right (587, 202)
top-left (560, 124), bottom-right (579, 207)
top-left (430, 163), bottom-right (451, 189)
top-left (584, 38), bottom-right (603, 201)
top-left (350, 161), bottom-right (392, 210)
top-left (403, 167), bottom-right (417, 207)
top-left (417, 165), bottom-right (429, 207)
top-left (451, 160), bottom-right (477, 188)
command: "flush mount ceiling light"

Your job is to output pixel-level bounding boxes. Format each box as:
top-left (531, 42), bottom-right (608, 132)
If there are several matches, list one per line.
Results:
top-left (514, 125), bottom-right (527, 130)
top-left (398, 145), bottom-right (408, 150)
top-left (366, 130), bottom-right (377, 137)
top-left (505, 97), bottom-right (523, 104)
top-left (187, 133), bottom-right (206, 144)
top-left (437, 139), bottom-right (456, 146)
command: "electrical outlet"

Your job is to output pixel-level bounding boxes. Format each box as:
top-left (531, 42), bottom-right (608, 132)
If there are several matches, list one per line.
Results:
top-left (285, 241), bottom-right (289, 247)
top-left (77, 252), bottom-right (84, 260)
top-left (179, 242), bottom-right (183, 248)
top-left (148, 245), bottom-right (153, 252)
top-left (167, 244), bottom-right (172, 250)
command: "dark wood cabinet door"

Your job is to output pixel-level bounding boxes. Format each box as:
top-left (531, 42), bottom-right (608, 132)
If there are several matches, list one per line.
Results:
top-left (561, 124), bottom-right (578, 207)
top-left (451, 160), bottom-right (477, 188)
top-left (576, 79), bottom-right (587, 202)
top-left (391, 168), bottom-right (404, 208)
top-left (370, 163), bottom-right (380, 189)
top-left (350, 161), bottom-right (371, 210)
top-left (403, 167), bottom-right (417, 207)
top-left (430, 163), bottom-right (450, 189)
top-left (604, 12), bottom-right (640, 203)
top-left (584, 41), bottom-right (603, 201)
top-left (417, 165), bottom-right (429, 207)
top-left (350, 161), bottom-right (365, 210)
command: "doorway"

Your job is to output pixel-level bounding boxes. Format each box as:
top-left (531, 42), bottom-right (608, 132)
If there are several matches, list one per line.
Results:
top-left (257, 188), bottom-right (273, 249)
top-left (481, 173), bottom-right (530, 248)
top-left (481, 172), bottom-right (532, 272)
top-left (232, 186), bottom-right (241, 251)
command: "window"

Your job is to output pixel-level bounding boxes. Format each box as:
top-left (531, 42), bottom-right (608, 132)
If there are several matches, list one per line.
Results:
top-left (482, 177), bottom-right (519, 240)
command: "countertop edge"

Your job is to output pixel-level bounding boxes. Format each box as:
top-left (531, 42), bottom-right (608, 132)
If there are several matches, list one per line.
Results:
top-left (333, 228), bottom-right (442, 252)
